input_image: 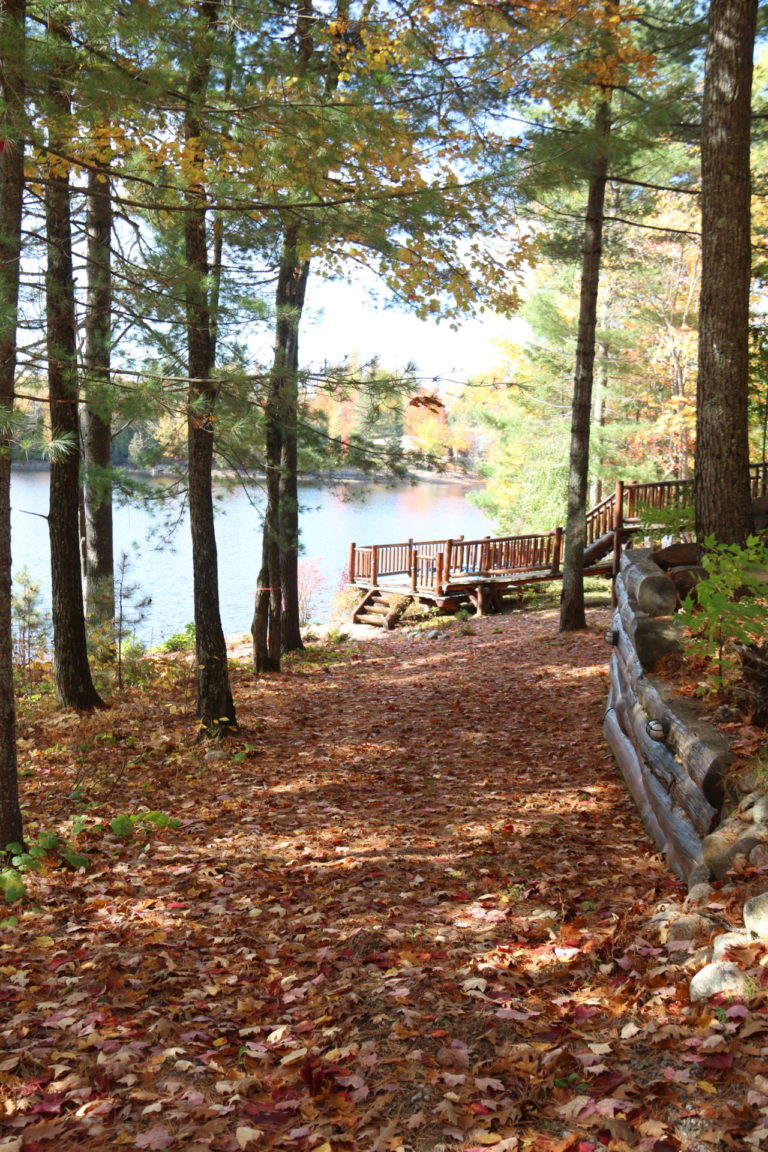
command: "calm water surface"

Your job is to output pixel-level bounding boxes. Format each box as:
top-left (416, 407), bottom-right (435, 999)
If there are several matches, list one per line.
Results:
top-left (11, 471), bottom-right (495, 644)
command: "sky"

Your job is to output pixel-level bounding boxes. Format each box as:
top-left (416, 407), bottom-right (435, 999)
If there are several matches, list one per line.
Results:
top-left (276, 275), bottom-right (531, 389)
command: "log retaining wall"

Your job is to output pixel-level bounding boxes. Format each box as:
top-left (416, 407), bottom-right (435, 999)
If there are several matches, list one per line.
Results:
top-left (603, 548), bottom-right (732, 883)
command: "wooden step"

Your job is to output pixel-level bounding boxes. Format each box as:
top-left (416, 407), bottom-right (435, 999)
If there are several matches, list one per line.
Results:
top-left (357, 612), bottom-right (388, 627)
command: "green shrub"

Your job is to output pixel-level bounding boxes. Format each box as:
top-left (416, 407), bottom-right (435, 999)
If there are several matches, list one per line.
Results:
top-left (634, 497), bottom-right (695, 545)
top-left (161, 622), bottom-right (196, 652)
top-left (11, 567), bottom-right (51, 676)
top-left (679, 535), bottom-right (768, 697)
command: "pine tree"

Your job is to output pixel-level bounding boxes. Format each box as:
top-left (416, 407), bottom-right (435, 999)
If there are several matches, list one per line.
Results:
top-left (695, 0), bottom-right (757, 543)
top-left (0, 0), bottom-right (26, 847)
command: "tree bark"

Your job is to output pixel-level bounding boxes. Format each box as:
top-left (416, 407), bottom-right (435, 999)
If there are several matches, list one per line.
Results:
top-left (559, 97), bottom-right (611, 632)
top-left (83, 166), bottom-right (115, 627)
top-left (184, 0), bottom-right (237, 735)
top-left (279, 227), bottom-right (310, 653)
top-left (252, 225), bottom-right (310, 666)
top-left (0, 0), bottom-right (25, 846)
top-left (252, 320), bottom-right (284, 672)
top-left (45, 21), bottom-right (103, 710)
top-left (694, 0), bottom-right (756, 545)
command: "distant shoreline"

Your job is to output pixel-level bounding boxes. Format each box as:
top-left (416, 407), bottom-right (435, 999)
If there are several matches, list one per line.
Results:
top-left (12, 461), bottom-right (484, 488)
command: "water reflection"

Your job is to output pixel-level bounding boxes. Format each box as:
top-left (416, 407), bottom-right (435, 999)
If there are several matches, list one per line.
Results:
top-left (11, 471), bottom-right (494, 643)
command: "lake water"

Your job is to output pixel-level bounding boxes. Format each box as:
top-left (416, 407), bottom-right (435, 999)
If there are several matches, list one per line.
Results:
top-left (11, 470), bottom-right (495, 644)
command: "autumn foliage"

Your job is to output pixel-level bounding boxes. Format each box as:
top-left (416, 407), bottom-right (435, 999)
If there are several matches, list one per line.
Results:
top-left (1, 610), bottom-right (768, 1149)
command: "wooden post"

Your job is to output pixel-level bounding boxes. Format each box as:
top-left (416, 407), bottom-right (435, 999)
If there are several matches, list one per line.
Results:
top-left (371, 545), bottom-right (379, 588)
top-left (627, 481), bottom-right (639, 522)
top-left (612, 480), bottom-right (624, 604)
top-left (552, 526), bottom-right (563, 574)
top-left (614, 479), bottom-right (624, 532)
top-left (443, 539), bottom-right (453, 582)
top-left (411, 548), bottom-right (418, 591)
top-left (435, 552), bottom-right (444, 596)
top-left (480, 535), bottom-right (491, 575)
top-left (348, 542), bottom-right (356, 583)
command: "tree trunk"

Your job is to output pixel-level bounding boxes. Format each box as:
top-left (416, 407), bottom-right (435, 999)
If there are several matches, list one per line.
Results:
top-left (279, 228), bottom-right (310, 653)
top-left (252, 352), bottom-right (284, 672)
top-left (252, 0), bottom-right (316, 665)
top-left (184, 0), bottom-right (237, 735)
top-left (694, 0), bottom-right (756, 545)
top-left (45, 22), bottom-right (103, 710)
top-left (0, 0), bottom-right (25, 846)
top-left (559, 97), bottom-right (611, 632)
top-left (83, 166), bottom-right (114, 628)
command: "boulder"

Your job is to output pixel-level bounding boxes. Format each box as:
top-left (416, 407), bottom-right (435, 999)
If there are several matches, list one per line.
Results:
top-left (689, 961), bottom-right (749, 1001)
top-left (711, 931), bottom-right (752, 961)
top-left (744, 892), bottom-right (768, 938)
top-left (666, 913), bottom-right (710, 944)
top-left (685, 882), bottom-right (714, 907)
top-left (701, 825), bottom-right (763, 880)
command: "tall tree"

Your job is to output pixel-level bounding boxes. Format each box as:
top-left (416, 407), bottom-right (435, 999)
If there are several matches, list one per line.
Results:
top-left (0, 0), bottom-right (26, 846)
top-left (183, 0), bottom-right (237, 734)
top-left (44, 16), bottom-right (103, 710)
top-left (252, 222), bottom-right (310, 670)
top-left (560, 94), bottom-right (612, 632)
top-left (82, 163), bottom-right (115, 628)
top-left (253, 0), bottom-right (320, 667)
top-left (694, 0), bottom-right (757, 543)
top-left (277, 227), bottom-right (311, 654)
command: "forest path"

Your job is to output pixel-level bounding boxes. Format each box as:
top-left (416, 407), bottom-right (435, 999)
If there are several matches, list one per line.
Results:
top-left (3, 609), bottom-right (764, 1152)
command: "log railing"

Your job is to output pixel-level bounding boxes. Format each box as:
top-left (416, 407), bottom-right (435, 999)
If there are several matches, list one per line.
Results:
top-left (349, 537), bottom-right (457, 588)
top-left (350, 530), bottom-right (563, 596)
top-left (586, 486), bottom-right (620, 546)
top-left (624, 479), bottom-right (692, 520)
top-left (750, 461), bottom-right (768, 496)
top-left (349, 464), bottom-right (768, 600)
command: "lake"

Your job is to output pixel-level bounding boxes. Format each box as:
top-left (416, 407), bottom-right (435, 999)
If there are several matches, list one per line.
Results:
top-left (11, 470), bottom-right (496, 645)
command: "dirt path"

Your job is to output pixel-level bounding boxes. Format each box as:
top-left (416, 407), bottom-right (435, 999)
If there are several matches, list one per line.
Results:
top-left (1, 609), bottom-right (765, 1151)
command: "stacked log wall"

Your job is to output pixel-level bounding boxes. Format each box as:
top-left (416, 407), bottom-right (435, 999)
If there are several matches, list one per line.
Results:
top-left (604, 549), bottom-right (732, 883)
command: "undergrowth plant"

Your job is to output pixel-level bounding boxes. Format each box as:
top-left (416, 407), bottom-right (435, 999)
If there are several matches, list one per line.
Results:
top-left (89, 552), bottom-right (151, 691)
top-left (160, 622), bottom-right (196, 652)
top-left (11, 566), bottom-right (51, 679)
top-left (1, 831), bottom-right (89, 904)
top-left (635, 497), bottom-right (696, 545)
top-left (679, 534), bottom-right (768, 697)
top-left (297, 558), bottom-right (328, 627)
top-left (109, 810), bottom-right (180, 837)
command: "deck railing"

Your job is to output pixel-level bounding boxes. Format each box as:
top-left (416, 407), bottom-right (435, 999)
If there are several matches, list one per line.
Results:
top-left (751, 462), bottom-right (768, 496)
top-left (349, 537), bottom-right (456, 588)
top-left (350, 464), bottom-right (768, 600)
top-left (624, 479), bottom-right (692, 520)
top-left (350, 529), bottom-right (563, 596)
top-left (585, 487), bottom-right (620, 546)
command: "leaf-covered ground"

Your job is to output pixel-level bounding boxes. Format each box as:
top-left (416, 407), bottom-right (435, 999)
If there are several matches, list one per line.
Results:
top-left (2, 608), bottom-right (768, 1152)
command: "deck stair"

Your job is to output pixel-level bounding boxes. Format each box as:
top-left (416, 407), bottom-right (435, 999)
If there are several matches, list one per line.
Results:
top-left (352, 589), bottom-right (412, 629)
top-left (347, 464), bottom-right (768, 624)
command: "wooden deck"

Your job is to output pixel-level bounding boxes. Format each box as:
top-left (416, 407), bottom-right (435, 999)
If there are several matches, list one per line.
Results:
top-left (348, 466), bottom-right (768, 626)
